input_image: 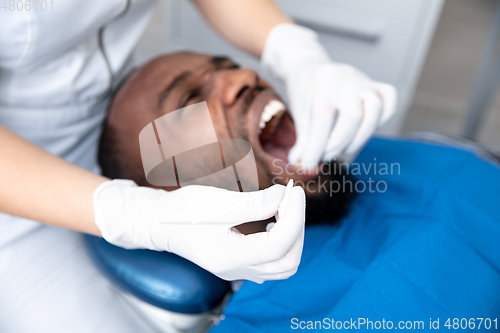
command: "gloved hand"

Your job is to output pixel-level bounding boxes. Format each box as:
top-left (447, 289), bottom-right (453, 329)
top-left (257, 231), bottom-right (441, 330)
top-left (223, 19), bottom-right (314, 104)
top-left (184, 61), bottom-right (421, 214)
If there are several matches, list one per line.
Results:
top-left (261, 23), bottom-right (397, 168)
top-left (93, 179), bottom-right (306, 283)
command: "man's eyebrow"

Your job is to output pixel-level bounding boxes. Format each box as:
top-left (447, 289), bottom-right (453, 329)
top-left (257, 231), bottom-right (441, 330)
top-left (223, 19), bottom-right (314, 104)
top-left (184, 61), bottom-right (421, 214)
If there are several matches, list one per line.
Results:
top-left (210, 56), bottom-right (238, 70)
top-left (158, 71), bottom-right (192, 107)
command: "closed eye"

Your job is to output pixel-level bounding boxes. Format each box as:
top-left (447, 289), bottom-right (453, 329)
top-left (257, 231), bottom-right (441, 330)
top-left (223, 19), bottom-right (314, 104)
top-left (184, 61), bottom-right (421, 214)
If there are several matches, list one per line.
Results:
top-left (235, 86), bottom-right (249, 99)
top-left (182, 88), bottom-right (202, 107)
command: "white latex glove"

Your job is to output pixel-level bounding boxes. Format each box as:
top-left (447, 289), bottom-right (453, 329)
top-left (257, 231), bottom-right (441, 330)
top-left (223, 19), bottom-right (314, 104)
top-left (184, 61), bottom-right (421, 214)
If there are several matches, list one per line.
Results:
top-left (262, 23), bottom-right (397, 168)
top-left (93, 179), bottom-right (306, 283)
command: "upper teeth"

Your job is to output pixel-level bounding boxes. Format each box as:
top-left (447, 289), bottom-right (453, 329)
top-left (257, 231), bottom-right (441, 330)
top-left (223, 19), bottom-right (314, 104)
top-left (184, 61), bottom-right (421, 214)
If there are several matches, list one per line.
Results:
top-left (259, 100), bottom-right (285, 132)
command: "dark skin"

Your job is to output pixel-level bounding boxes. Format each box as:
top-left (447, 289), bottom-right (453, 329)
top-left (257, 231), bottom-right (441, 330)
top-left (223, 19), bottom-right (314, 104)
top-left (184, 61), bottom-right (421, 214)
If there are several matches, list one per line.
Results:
top-left (108, 51), bottom-right (320, 192)
top-left (105, 52), bottom-right (355, 232)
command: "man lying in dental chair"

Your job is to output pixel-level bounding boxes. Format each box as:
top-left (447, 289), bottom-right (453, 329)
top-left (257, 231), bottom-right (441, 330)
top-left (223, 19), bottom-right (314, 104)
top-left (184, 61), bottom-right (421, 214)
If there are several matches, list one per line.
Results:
top-left (98, 51), bottom-right (500, 332)
top-left (98, 52), bottom-right (357, 230)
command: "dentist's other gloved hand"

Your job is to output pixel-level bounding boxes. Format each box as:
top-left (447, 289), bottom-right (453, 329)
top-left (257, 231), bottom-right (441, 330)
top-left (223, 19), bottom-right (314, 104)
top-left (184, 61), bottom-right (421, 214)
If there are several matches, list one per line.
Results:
top-left (93, 179), bottom-right (306, 283)
top-left (262, 23), bottom-right (397, 168)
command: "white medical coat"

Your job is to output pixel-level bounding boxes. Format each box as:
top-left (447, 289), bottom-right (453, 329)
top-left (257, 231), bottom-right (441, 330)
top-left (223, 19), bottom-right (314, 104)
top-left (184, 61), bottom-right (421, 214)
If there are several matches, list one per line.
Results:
top-left (0, 0), bottom-right (157, 245)
top-left (0, 1), bottom-right (159, 331)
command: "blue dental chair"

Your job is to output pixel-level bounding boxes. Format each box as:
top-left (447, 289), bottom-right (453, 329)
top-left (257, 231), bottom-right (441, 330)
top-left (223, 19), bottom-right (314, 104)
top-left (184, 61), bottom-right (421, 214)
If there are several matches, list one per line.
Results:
top-left (84, 235), bottom-right (231, 333)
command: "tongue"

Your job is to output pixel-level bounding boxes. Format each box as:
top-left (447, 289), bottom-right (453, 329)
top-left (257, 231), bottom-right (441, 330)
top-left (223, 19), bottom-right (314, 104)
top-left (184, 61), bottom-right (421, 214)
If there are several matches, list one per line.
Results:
top-left (272, 113), bottom-right (296, 148)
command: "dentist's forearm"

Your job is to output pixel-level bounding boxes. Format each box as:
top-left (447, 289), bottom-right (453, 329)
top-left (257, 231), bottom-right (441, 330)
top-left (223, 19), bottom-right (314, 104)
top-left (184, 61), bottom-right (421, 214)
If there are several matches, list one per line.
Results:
top-left (191, 0), bottom-right (292, 57)
top-left (0, 125), bottom-right (107, 236)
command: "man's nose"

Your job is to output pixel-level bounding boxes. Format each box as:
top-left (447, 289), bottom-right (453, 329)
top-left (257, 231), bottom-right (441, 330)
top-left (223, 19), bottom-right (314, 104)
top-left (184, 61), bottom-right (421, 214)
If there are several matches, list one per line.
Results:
top-left (217, 68), bottom-right (259, 106)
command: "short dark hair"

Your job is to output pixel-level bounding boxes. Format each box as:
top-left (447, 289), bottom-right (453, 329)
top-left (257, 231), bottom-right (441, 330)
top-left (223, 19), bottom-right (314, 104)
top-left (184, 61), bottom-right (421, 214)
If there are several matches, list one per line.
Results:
top-left (98, 69), bottom-right (146, 183)
top-left (98, 110), bottom-right (148, 186)
top-left (98, 121), bottom-right (125, 179)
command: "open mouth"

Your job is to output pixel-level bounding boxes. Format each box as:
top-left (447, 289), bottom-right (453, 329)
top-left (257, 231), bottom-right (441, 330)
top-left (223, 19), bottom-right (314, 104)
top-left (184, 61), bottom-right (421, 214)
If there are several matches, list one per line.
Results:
top-left (257, 99), bottom-right (296, 162)
top-left (245, 89), bottom-right (322, 180)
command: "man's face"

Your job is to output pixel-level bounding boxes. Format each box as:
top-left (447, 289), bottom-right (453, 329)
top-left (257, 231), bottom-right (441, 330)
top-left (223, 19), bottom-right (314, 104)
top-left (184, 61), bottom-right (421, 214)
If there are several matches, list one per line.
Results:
top-left (109, 52), bottom-right (320, 191)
